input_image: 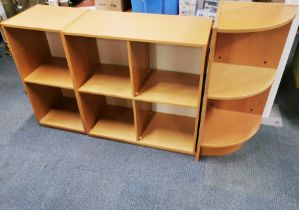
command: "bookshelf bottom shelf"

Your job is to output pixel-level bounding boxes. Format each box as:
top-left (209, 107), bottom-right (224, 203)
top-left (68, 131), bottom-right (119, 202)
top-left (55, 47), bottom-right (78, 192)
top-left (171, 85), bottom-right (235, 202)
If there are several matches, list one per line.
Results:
top-left (200, 107), bottom-right (261, 156)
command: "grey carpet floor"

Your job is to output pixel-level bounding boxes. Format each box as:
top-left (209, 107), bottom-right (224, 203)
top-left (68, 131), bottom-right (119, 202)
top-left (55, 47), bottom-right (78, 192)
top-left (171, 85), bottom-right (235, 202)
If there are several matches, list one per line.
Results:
top-left (0, 47), bottom-right (298, 210)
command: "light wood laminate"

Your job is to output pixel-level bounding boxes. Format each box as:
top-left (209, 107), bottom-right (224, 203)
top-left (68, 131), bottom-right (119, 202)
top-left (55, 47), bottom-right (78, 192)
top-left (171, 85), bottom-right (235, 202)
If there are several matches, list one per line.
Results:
top-left (79, 64), bottom-right (132, 98)
top-left (62, 10), bottom-right (212, 47)
top-left (137, 70), bottom-right (200, 107)
top-left (1, 5), bottom-right (86, 32)
top-left (89, 105), bottom-right (135, 142)
top-left (40, 109), bottom-right (84, 133)
top-left (218, 1), bottom-right (296, 33)
top-left (140, 112), bottom-right (195, 155)
top-left (208, 63), bottom-right (275, 100)
top-left (24, 58), bottom-right (73, 89)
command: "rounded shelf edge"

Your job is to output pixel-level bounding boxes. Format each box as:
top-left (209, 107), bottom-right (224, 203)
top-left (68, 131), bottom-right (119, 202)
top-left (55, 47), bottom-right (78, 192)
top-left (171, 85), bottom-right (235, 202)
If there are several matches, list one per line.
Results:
top-left (218, 2), bottom-right (297, 33)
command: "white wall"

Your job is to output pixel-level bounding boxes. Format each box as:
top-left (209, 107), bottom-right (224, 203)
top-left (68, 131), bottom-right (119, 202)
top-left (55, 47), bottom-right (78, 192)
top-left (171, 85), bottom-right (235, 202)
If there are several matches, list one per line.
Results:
top-left (263, 0), bottom-right (299, 117)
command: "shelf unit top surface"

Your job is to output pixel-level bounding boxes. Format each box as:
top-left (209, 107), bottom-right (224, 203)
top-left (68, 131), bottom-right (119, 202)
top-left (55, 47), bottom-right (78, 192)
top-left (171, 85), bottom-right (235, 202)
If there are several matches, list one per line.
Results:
top-left (217, 1), bottom-right (297, 33)
top-left (24, 58), bottom-right (73, 89)
top-left (1, 5), bottom-right (86, 32)
top-left (62, 10), bottom-right (212, 47)
top-left (208, 62), bottom-right (276, 100)
top-left (202, 108), bottom-right (261, 148)
top-left (137, 70), bottom-right (200, 107)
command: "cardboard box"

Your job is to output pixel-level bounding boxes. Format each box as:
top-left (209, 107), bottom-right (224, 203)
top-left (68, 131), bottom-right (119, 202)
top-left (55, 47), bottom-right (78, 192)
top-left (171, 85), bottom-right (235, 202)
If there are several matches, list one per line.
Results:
top-left (96, 0), bottom-right (130, 11)
top-left (179, 0), bottom-right (199, 16)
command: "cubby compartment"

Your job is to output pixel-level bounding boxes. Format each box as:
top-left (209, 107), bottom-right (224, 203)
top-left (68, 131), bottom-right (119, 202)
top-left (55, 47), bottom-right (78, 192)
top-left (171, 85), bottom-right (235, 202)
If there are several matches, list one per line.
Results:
top-left (4, 28), bottom-right (72, 89)
top-left (63, 35), bottom-right (132, 98)
top-left (134, 101), bottom-right (198, 154)
top-left (25, 83), bottom-right (84, 133)
top-left (128, 41), bottom-right (202, 107)
top-left (201, 88), bottom-right (270, 156)
top-left (79, 93), bottom-right (135, 142)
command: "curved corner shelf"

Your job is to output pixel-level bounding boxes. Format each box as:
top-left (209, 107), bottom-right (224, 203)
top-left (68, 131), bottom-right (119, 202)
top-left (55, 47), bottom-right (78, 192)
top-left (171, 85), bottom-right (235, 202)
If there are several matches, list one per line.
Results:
top-left (218, 1), bottom-right (297, 33)
top-left (201, 107), bottom-right (261, 156)
top-left (208, 62), bottom-right (276, 100)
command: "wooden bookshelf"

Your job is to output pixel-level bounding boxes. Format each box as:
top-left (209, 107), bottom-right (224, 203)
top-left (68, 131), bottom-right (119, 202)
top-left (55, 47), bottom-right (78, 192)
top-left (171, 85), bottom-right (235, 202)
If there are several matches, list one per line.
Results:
top-left (1, 5), bottom-right (211, 156)
top-left (60, 10), bottom-right (211, 155)
top-left (1, 5), bottom-right (86, 133)
top-left (196, 1), bottom-right (296, 160)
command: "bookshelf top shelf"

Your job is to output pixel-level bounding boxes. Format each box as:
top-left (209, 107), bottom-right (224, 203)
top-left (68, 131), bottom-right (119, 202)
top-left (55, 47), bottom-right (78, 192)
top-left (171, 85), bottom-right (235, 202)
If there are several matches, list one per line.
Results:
top-left (208, 62), bottom-right (276, 100)
top-left (1, 5), bottom-right (86, 32)
top-left (217, 1), bottom-right (297, 33)
top-left (62, 10), bottom-right (212, 47)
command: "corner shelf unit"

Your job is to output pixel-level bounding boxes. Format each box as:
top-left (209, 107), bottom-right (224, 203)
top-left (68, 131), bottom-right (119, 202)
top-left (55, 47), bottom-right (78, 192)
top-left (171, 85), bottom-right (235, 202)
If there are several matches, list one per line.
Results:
top-left (196, 1), bottom-right (297, 159)
top-left (2, 6), bottom-right (212, 156)
top-left (1, 5), bottom-right (87, 133)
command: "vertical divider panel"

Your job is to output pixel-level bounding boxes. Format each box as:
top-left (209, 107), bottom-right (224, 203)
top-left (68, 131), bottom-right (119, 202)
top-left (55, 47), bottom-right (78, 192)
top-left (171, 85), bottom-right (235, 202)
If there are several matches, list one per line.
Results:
top-left (127, 41), bottom-right (151, 141)
top-left (61, 34), bottom-right (99, 132)
top-left (133, 101), bottom-right (152, 141)
top-left (127, 41), bottom-right (151, 96)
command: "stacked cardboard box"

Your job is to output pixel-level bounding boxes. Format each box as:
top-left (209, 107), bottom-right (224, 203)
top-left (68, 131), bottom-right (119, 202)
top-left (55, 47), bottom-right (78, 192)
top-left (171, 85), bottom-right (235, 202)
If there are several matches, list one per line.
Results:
top-left (96, 0), bottom-right (130, 11)
top-left (179, 0), bottom-right (199, 16)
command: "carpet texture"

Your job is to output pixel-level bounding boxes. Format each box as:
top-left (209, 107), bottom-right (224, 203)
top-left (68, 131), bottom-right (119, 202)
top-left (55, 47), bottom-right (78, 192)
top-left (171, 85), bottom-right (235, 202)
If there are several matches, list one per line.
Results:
top-left (0, 48), bottom-right (298, 210)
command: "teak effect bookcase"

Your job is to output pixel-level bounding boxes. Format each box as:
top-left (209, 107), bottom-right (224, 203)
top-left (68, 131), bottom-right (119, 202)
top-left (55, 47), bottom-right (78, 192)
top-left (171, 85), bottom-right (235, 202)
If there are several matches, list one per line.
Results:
top-left (2, 2), bottom-right (296, 161)
top-left (2, 5), bottom-right (212, 156)
top-left (196, 1), bottom-right (297, 159)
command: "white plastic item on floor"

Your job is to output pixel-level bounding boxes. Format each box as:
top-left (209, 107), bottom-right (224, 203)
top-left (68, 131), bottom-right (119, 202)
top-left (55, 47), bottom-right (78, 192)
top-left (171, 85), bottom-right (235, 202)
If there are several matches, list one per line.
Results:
top-left (0, 2), bottom-right (7, 20)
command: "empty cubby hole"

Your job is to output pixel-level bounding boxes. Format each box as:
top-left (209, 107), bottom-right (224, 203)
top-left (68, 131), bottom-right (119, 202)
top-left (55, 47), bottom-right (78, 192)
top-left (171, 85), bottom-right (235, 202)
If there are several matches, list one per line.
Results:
top-left (64, 35), bottom-right (132, 98)
top-left (25, 83), bottom-right (84, 132)
top-left (134, 100), bottom-right (198, 154)
top-left (128, 41), bottom-right (202, 107)
top-left (79, 92), bottom-right (135, 142)
top-left (4, 27), bottom-right (71, 88)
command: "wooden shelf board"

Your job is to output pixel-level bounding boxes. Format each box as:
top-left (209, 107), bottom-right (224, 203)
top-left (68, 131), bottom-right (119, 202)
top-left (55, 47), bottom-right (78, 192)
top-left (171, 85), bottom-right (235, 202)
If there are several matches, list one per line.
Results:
top-left (40, 109), bottom-right (84, 133)
top-left (79, 64), bottom-right (132, 98)
top-left (202, 108), bottom-right (261, 148)
top-left (208, 62), bottom-right (275, 100)
top-left (2, 5), bottom-right (86, 32)
top-left (137, 70), bottom-right (200, 108)
top-left (24, 57), bottom-right (73, 89)
top-left (140, 112), bottom-right (195, 155)
top-left (218, 1), bottom-right (297, 33)
top-left (62, 10), bottom-right (212, 47)
top-left (89, 105), bottom-right (136, 142)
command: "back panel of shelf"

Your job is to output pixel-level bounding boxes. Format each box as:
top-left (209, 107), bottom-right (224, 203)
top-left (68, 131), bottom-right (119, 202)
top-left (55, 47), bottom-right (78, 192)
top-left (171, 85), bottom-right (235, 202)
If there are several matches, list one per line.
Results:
top-left (214, 23), bottom-right (292, 68)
